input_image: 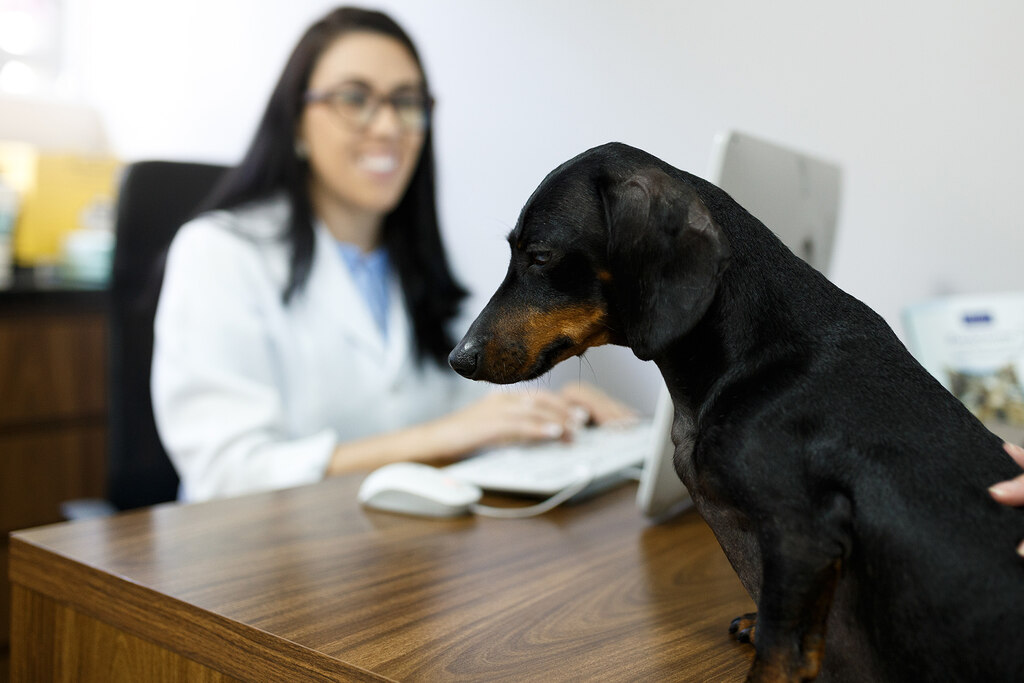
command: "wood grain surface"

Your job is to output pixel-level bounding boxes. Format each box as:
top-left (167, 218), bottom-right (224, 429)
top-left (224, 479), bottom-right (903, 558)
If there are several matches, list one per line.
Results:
top-left (10, 475), bottom-right (755, 682)
top-left (1, 306), bottom-right (109, 676)
top-left (0, 311), bottom-right (106, 428)
top-left (12, 585), bottom-right (242, 683)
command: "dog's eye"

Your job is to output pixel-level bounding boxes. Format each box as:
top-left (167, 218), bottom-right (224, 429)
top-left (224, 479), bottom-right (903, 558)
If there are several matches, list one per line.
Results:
top-left (528, 251), bottom-right (551, 267)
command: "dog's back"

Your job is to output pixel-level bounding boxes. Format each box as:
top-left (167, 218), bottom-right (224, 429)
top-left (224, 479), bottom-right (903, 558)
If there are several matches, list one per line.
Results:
top-left (679, 168), bottom-right (1024, 681)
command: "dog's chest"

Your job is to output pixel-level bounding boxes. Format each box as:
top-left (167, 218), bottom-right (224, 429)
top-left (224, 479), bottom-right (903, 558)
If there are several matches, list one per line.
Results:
top-left (670, 410), bottom-right (763, 601)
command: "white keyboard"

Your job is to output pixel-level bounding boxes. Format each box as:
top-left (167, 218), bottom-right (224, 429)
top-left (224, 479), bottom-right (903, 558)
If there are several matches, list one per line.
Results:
top-left (443, 421), bottom-right (653, 496)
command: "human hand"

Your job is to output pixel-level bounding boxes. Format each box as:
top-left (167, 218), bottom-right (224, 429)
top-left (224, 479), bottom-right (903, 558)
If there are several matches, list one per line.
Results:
top-left (989, 442), bottom-right (1024, 558)
top-left (435, 390), bottom-right (585, 457)
top-left (989, 442), bottom-right (1024, 506)
top-left (558, 382), bottom-right (638, 427)
top-left (328, 390), bottom-right (586, 474)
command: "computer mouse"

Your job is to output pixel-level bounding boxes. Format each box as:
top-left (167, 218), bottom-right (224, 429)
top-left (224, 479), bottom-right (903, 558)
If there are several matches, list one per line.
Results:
top-left (357, 462), bottom-right (483, 517)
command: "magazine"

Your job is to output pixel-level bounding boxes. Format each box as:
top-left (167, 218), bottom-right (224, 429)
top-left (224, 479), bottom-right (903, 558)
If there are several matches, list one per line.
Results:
top-left (903, 292), bottom-right (1024, 429)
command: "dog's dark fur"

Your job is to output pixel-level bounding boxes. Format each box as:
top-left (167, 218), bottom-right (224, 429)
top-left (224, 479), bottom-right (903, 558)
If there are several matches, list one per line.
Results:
top-left (449, 143), bottom-right (1024, 682)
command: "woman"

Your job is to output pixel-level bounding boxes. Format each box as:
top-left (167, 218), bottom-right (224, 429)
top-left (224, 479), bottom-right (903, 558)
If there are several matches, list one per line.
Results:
top-left (152, 7), bottom-right (632, 502)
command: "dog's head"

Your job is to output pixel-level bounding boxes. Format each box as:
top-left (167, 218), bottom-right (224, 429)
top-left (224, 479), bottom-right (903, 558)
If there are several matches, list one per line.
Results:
top-left (449, 143), bottom-right (731, 383)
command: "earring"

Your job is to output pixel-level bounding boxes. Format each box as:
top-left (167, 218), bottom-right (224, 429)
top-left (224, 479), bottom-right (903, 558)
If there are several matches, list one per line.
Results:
top-left (294, 139), bottom-right (309, 160)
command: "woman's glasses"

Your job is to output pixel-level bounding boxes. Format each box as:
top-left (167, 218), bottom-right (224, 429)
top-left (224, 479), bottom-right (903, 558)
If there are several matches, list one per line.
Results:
top-left (304, 85), bottom-right (434, 132)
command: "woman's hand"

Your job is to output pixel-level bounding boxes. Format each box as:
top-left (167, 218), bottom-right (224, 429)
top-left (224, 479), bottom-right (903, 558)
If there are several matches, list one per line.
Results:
top-left (431, 383), bottom-right (637, 459)
top-left (989, 442), bottom-right (1024, 506)
top-left (990, 442), bottom-right (1024, 558)
top-left (558, 381), bottom-right (638, 427)
top-left (327, 384), bottom-right (637, 475)
top-left (433, 390), bottom-right (586, 456)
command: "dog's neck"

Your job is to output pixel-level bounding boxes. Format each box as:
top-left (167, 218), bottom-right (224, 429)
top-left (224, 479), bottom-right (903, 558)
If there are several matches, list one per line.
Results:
top-left (651, 246), bottom-right (826, 423)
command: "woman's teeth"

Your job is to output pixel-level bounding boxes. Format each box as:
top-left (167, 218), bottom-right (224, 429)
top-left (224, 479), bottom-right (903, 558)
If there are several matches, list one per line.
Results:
top-left (359, 154), bottom-right (398, 174)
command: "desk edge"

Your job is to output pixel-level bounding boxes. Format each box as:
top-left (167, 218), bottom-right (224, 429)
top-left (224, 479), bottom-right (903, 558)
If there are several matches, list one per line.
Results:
top-left (8, 534), bottom-right (391, 683)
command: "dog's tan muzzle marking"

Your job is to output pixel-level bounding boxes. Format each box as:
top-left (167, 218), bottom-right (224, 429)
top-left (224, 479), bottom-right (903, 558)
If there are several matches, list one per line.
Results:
top-left (479, 303), bottom-right (613, 381)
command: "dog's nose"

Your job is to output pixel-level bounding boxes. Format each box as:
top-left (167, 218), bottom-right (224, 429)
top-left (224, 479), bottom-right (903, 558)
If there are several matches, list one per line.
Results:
top-left (448, 340), bottom-right (479, 379)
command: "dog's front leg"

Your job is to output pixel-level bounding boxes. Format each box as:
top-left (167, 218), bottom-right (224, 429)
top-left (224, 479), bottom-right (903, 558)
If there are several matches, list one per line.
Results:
top-left (747, 554), bottom-right (841, 681)
top-left (745, 497), bottom-right (851, 682)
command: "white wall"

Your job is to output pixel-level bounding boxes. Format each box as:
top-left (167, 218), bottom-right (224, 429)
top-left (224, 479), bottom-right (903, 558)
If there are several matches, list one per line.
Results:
top-left (72, 0), bottom-right (1024, 412)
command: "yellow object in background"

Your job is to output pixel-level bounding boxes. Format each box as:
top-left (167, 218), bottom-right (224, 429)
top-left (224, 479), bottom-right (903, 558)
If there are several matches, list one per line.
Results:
top-left (0, 141), bottom-right (121, 266)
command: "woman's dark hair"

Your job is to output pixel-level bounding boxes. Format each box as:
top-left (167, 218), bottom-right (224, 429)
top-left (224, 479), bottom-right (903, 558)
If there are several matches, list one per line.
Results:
top-left (200, 6), bottom-right (467, 367)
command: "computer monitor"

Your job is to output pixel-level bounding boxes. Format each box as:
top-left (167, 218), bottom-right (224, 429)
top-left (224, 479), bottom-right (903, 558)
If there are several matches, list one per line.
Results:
top-left (706, 130), bottom-right (842, 274)
top-left (637, 131), bottom-right (843, 520)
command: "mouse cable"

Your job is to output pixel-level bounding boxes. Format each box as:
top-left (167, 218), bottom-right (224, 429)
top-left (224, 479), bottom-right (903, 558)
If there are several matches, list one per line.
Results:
top-left (468, 466), bottom-right (594, 519)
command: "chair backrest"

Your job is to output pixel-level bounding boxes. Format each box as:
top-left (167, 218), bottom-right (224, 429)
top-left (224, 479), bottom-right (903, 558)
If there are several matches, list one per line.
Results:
top-left (107, 160), bottom-right (228, 510)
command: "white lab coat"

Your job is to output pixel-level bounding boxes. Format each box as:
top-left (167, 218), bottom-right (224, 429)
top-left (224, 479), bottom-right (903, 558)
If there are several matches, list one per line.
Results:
top-left (152, 194), bottom-right (483, 502)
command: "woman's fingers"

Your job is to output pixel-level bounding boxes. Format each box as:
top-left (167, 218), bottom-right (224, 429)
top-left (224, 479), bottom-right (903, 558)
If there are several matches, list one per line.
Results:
top-left (454, 385), bottom-right (640, 452)
top-left (989, 443), bottom-right (1024, 506)
top-left (1003, 441), bottom-right (1024, 468)
top-left (558, 382), bottom-right (637, 426)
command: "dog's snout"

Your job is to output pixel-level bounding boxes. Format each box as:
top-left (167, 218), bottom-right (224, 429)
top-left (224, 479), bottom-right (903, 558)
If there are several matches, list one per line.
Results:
top-left (448, 339), bottom-right (480, 379)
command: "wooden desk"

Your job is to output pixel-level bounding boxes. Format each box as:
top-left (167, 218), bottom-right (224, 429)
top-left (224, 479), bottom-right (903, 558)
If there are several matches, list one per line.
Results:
top-left (10, 476), bottom-right (754, 682)
top-left (0, 282), bottom-right (108, 679)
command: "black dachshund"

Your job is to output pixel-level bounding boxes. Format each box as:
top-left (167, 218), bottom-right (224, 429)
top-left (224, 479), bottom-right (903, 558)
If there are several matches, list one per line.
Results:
top-left (449, 142), bottom-right (1024, 682)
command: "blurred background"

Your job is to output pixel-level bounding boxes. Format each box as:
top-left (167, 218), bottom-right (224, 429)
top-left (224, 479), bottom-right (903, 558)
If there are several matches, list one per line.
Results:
top-left (3, 0), bottom-right (1023, 412)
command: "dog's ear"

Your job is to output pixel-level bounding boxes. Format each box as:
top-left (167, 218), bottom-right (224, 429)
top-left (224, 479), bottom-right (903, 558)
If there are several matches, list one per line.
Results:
top-left (600, 167), bottom-right (730, 360)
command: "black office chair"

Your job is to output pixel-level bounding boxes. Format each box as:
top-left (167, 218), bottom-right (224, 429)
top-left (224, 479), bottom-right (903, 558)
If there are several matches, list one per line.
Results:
top-left (63, 161), bottom-right (229, 517)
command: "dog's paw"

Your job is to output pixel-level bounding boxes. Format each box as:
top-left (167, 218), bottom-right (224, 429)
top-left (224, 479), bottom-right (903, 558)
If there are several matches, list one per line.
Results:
top-left (729, 612), bottom-right (758, 645)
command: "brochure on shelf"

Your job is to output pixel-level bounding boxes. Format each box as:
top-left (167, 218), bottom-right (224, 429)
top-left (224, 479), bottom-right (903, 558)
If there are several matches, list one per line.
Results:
top-left (904, 292), bottom-right (1024, 429)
